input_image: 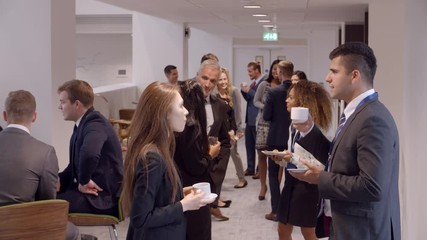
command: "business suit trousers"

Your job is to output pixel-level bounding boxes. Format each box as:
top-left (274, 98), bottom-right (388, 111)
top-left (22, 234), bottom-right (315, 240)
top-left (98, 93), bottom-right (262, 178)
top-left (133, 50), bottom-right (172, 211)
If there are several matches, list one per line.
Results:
top-left (245, 125), bottom-right (257, 173)
top-left (58, 189), bottom-right (118, 217)
top-left (267, 145), bottom-right (285, 214)
top-left (267, 158), bottom-right (281, 213)
top-left (230, 143), bottom-right (245, 180)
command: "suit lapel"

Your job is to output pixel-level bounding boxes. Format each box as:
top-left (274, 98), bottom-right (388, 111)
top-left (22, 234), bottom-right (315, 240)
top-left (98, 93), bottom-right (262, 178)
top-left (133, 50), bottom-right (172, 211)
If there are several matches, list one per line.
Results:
top-left (208, 95), bottom-right (220, 136)
top-left (330, 99), bottom-right (377, 166)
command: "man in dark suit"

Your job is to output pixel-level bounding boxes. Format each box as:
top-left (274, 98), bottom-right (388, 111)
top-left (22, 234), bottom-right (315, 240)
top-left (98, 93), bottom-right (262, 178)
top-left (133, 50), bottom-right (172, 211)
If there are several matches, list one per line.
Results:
top-left (0, 90), bottom-right (79, 240)
top-left (241, 61), bottom-right (266, 176)
top-left (195, 60), bottom-right (231, 221)
top-left (57, 80), bottom-right (123, 218)
top-left (263, 60), bottom-right (293, 221)
top-left (292, 42), bottom-right (401, 240)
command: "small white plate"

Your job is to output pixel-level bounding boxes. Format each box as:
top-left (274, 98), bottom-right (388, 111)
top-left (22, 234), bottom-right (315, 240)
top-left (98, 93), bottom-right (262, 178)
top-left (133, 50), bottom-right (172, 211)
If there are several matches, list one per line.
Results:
top-left (261, 150), bottom-right (288, 157)
top-left (287, 168), bottom-right (308, 173)
top-left (203, 193), bottom-right (218, 203)
top-left (205, 193), bottom-right (217, 199)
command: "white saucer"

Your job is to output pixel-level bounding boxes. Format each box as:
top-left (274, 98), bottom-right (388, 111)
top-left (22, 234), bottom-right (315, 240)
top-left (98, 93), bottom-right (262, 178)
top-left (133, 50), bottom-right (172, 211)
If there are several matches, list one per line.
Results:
top-left (261, 150), bottom-right (288, 157)
top-left (206, 193), bottom-right (218, 200)
top-left (287, 168), bottom-right (308, 173)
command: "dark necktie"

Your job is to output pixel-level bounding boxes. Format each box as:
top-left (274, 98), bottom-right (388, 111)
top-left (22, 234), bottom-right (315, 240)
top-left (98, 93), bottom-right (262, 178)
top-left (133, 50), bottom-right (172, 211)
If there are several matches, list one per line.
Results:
top-left (250, 81), bottom-right (256, 88)
top-left (328, 113), bottom-right (346, 171)
top-left (335, 113), bottom-right (346, 138)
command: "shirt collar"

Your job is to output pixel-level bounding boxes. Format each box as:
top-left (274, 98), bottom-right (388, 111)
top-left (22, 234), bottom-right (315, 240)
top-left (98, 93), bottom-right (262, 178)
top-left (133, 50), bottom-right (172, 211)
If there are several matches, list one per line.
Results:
top-left (254, 74), bottom-right (265, 85)
top-left (343, 89), bottom-right (375, 119)
top-left (75, 114), bottom-right (84, 127)
top-left (7, 124), bottom-right (30, 134)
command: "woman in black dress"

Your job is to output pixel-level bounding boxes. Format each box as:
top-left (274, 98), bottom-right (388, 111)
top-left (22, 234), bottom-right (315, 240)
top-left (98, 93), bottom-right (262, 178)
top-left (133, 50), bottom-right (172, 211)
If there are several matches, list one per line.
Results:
top-left (276, 81), bottom-right (332, 240)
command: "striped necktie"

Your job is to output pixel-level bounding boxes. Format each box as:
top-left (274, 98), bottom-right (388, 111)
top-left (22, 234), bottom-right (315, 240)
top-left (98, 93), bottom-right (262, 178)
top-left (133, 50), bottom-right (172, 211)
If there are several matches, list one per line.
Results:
top-left (327, 113), bottom-right (346, 171)
top-left (335, 113), bottom-right (346, 138)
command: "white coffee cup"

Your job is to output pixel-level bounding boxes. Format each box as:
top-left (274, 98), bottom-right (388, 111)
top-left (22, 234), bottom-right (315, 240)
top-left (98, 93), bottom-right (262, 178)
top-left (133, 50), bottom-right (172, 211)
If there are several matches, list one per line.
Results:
top-left (192, 182), bottom-right (211, 199)
top-left (291, 107), bottom-right (309, 123)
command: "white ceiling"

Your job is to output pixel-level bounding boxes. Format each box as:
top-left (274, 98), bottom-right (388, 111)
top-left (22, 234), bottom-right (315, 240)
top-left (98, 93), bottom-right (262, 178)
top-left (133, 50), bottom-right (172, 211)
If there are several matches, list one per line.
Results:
top-left (80, 0), bottom-right (369, 38)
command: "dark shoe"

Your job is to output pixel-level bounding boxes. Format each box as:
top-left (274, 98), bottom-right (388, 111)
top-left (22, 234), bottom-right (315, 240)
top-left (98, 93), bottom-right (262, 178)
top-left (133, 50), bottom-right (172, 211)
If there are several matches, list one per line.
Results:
top-left (258, 185), bottom-right (267, 201)
top-left (252, 172), bottom-right (260, 179)
top-left (244, 170), bottom-right (255, 176)
top-left (234, 180), bottom-right (248, 189)
top-left (81, 234), bottom-right (98, 240)
top-left (218, 200), bottom-right (232, 208)
top-left (265, 212), bottom-right (278, 222)
top-left (211, 207), bottom-right (229, 221)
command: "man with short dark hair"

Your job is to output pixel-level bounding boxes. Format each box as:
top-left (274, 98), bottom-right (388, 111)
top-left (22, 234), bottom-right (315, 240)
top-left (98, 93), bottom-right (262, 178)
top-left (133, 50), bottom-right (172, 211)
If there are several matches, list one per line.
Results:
top-left (57, 79), bottom-right (123, 218)
top-left (241, 61), bottom-right (266, 176)
top-left (0, 90), bottom-right (79, 240)
top-left (291, 42), bottom-right (401, 240)
top-left (164, 65), bottom-right (179, 84)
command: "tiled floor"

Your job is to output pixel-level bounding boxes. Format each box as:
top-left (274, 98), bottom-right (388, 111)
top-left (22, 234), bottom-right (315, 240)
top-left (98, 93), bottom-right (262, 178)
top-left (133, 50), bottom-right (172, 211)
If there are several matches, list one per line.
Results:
top-left (79, 140), bottom-right (312, 240)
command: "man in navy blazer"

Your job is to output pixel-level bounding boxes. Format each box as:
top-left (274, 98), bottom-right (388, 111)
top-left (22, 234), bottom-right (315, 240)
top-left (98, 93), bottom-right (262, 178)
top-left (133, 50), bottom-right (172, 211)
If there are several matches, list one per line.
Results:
top-left (263, 60), bottom-right (293, 220)
top-left (292, 42), bottom-right (400, 240)
top-left (57, 80), bottom-right (123, 217)
top-left (241, 61), bottom-right (266, 175)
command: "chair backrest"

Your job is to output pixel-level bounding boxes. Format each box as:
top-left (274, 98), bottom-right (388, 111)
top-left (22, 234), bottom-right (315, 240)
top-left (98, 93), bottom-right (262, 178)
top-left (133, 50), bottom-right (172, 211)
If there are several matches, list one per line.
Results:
top-left (118, 109), bottom-right (135, 121)
top-left (0, 200), bottom-right (69, 240)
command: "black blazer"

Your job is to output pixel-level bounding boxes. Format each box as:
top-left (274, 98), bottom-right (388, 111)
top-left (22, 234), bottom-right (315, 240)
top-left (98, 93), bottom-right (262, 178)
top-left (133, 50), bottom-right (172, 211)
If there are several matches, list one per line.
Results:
top-left (263, 80), bottom-right (292, 148)
top-left (127, 152), bottom-right (186, 240)
top-left (175, 124), bottom-right (213, 186)
top-left (59, 107), bottom-right (123, 211)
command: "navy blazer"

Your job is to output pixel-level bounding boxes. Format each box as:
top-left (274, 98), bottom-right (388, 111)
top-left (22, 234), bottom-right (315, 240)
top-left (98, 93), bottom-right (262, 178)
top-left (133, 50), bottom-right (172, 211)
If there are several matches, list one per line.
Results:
top-left (241, 76), bottom-right (266, 126)
top-left (59, 107), bottom-right (123, 211)
top-left (263, 80), bottom-right (292, 148)
top-left (127, 152), bottom-right (186, 240)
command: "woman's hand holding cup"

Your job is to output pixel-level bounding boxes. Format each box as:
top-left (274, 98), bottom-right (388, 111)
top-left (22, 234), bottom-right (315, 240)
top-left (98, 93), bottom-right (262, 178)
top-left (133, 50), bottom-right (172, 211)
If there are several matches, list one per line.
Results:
top-left (180, 182), bottom-right (215, 212)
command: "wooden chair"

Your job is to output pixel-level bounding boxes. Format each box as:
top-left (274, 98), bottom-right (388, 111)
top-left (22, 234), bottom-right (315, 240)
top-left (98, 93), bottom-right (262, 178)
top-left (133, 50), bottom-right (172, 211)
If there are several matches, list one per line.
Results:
top-left (118, 109), bottom-right (135, 121)
top-left (68, 194), bottom-right (125, 240)
top-left (0, 199), bottom-right (69, 240)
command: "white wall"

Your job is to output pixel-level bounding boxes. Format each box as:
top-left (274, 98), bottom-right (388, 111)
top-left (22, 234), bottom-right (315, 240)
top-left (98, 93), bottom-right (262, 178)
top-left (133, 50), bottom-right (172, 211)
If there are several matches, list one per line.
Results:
top-left (187, 28), bottom-right (233, 79)
top-left (132, 12), bottom-right (184, 92)
top-left (370, 0), bottom-right (427, 239)
top-left (0, 0), bottom-right (75, 169)
top-left (308, 28), bottom-right (340, 84)
top-left (76, 33), bottom-right (133, 87)
top-left (76, 0), bottom-right (130, 15)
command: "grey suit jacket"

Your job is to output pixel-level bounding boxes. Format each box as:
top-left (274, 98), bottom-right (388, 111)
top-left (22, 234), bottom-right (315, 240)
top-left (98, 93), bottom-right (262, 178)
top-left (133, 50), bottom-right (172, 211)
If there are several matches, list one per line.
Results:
top-left (0, 127), bottom-right (59, 206)
top-left (318, 98), bottom-right (401, 240)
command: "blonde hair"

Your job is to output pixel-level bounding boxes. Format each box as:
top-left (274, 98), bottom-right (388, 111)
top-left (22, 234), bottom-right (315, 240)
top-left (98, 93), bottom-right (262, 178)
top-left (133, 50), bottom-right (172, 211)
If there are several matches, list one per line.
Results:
top-left (218, 67), bottom-right (234, 107)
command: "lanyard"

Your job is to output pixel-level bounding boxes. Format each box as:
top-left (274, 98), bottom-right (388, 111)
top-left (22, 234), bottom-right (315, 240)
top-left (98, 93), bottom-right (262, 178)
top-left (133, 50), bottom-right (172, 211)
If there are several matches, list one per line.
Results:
top-left (327, 92), bottom-right (379, 170)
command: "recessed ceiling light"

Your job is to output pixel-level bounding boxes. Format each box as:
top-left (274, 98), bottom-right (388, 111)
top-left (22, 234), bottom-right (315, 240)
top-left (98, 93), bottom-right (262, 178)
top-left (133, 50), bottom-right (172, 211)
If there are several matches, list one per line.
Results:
top-left (252, 14), bottom-right (267, 17)
top-left (258, 19), bottom-right (271, 23)
top-left (263, 24), bottom-right (275, 28)
top-left (244, 5), bottom-right (261, 9)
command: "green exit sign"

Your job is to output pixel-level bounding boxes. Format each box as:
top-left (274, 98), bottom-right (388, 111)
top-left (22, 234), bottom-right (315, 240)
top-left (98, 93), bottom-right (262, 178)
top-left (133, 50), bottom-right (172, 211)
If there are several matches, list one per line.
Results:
top-left (263, 32), bottom-right (278, 41)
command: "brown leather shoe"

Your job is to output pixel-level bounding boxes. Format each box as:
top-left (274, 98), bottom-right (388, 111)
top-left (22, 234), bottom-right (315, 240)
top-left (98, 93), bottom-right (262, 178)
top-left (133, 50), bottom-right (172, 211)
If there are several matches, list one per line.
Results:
top-left (265, 212), bottom-right (277, 222)
top-left (211, 207), bottom-right (229, 221)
